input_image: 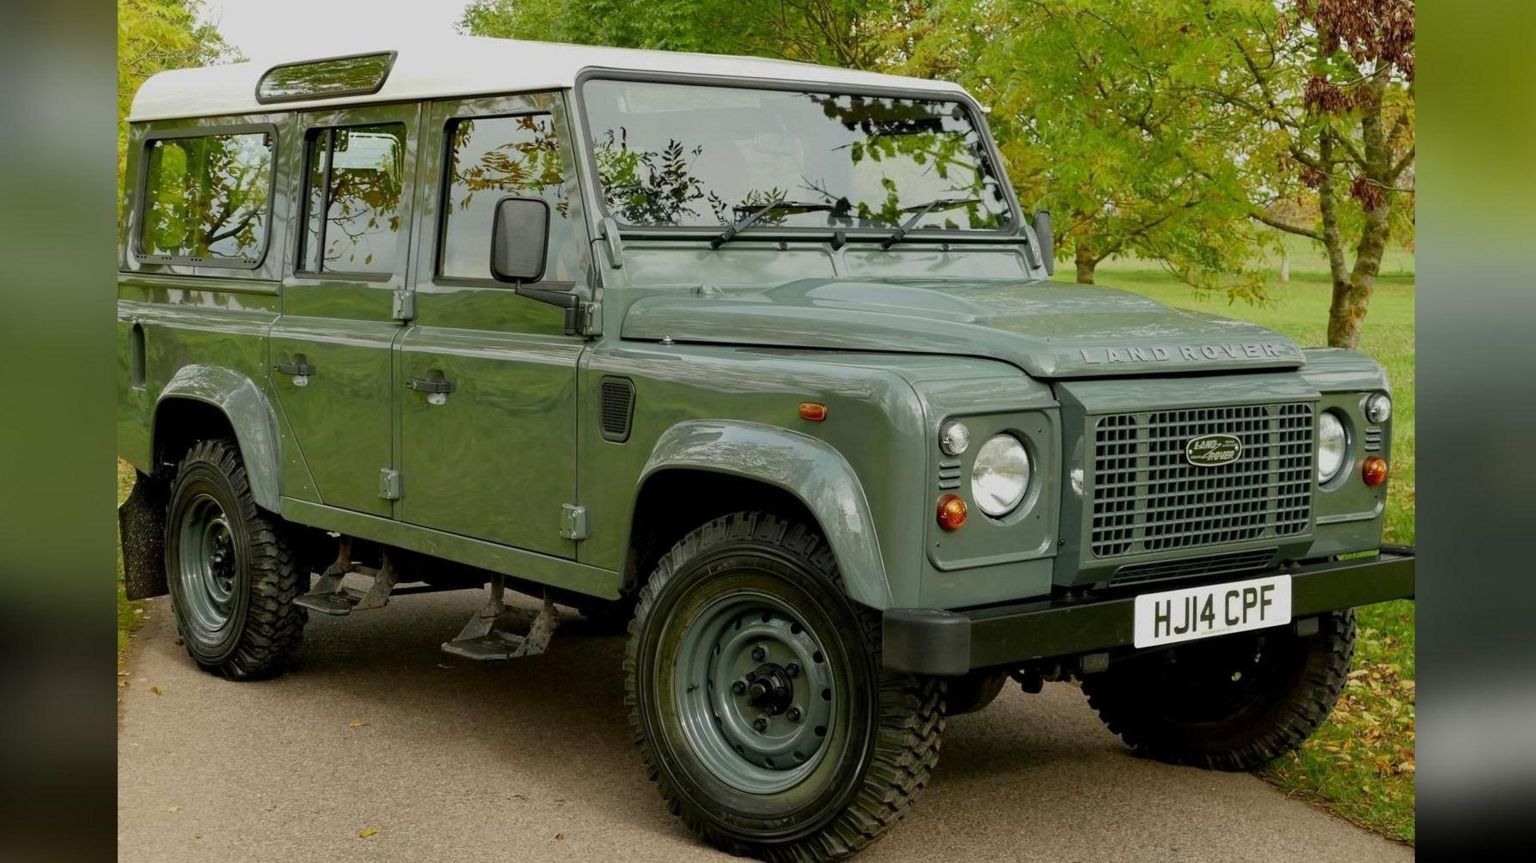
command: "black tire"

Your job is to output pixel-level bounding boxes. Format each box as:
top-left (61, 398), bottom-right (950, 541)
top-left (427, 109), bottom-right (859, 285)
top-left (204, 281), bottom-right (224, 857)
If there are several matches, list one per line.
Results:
top-left (164, 439), bottom-right (306, 680)
top-left (942, 670), bottom-right (1009, 716)
top-left (1082, 610), bottom-right (1355, 771)
top-left (625, 512), bottom-right (944, 861)
top-left (573, 596), bottom-right (636, 634)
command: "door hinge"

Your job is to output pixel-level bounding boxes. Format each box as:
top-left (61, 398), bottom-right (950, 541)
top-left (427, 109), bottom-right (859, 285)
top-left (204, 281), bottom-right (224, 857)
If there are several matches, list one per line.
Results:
top-left (379, 469), bottom-right (402, 501)
top-left (560, 504), bottom-right (589, 541)
top-left (392, 288), bottom-right (415, 321)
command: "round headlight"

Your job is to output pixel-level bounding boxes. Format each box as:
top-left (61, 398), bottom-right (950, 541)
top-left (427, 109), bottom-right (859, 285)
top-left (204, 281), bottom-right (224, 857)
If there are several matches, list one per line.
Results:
top-left (1365, 392), bottom-right (1392, 424)
top-left (1317, 411), bottom-right (1348, 483)
top-left (939, 421), bottom-right (971, 456)
top-left (971, 434), bottom-right (1030, 517)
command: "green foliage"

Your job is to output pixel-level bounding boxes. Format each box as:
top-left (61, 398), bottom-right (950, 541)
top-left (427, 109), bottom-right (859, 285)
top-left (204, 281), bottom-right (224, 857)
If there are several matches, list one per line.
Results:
top-left (874, 0), bottom-right (1271, 295)
top-left (118, 0), bottom-right (239, 204)
top-left (456, 0), bottom-right (891, 68)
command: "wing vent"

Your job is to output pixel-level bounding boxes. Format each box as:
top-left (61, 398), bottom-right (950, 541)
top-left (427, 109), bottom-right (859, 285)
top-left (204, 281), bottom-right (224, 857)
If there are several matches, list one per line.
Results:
top-left (600, 377), bottom-right (635, 443)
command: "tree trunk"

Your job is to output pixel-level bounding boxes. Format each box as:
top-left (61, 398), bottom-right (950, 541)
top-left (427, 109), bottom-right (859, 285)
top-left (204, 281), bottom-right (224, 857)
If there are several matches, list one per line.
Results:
top-left (1327, 83), bottom-right (1394, 350)
top-left (1075, 246), bottom-right (1097, 284)
top-left (1316, 135), bottom-right (1359, 348)
top-left (1278, 246), bottom-right (1290, 283)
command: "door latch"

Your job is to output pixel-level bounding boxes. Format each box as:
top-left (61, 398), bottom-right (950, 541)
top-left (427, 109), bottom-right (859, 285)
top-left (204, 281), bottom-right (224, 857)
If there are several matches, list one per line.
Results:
top-left (274, 356), bottom-right (316, 387)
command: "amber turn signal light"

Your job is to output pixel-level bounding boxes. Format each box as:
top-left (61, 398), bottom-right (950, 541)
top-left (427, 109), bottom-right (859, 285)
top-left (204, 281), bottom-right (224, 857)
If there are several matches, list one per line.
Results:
top-left (1362, 456), bottom-right (1388, 486)
top-left (936, 494), bottom-right (968, 531)
top-left (799, 402), bottom-right (828, 422)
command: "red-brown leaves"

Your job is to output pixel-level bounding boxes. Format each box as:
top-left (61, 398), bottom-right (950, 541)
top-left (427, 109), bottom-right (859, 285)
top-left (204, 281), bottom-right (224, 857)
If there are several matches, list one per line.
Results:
top-left (1351, 175), bottom-right (1386, 209)
top-left (1305, 75), bottom-right (1354, 113)
top-left (1297, 0), bottom-right (1415, 79)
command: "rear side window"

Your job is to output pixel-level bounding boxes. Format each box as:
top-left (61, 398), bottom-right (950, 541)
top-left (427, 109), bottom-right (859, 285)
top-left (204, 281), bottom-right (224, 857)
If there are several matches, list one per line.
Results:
top-left (299, 124), bottom-right (407, 276)
top-left (139, 131), bottom-right (274, 265)
top-left (439, 113), bottom-right (578, 282)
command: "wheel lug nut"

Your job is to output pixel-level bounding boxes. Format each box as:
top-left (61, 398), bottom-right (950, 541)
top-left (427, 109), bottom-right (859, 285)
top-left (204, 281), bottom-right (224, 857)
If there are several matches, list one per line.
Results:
top-left (753, 716), bottom-right (769, 732)
top-left (732, 680), bottom-right (747, 695)
top-left (787, 706), bottom-right (802, 722)
top-left (751, 645), bottom-right (766, 661)
top-left (786, 662), bottom-right (800, 678)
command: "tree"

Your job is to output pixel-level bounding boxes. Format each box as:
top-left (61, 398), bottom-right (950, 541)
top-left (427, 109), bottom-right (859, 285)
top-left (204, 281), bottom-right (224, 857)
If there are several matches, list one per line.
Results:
top-left (872, 0), bottom-right (1269, 295)
top-left (118, 0), bottom-right (238, 203)
top-left (457, 0), bottom-right (888, 69)
top-left (1197, 0), bottom-right (1415, 348)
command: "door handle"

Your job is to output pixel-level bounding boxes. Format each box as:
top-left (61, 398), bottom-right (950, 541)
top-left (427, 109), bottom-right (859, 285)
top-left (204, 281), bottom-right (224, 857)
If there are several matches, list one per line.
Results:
top-left (407, 375), bottom-right (455, 405)
top-left (274, 356), bottom-right (315, 386)
top-left (274, 359), bottom-right (316, 376)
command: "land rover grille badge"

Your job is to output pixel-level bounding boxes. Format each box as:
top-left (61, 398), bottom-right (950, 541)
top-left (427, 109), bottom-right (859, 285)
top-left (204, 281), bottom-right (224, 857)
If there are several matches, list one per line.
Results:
top-left (1185, 433), bottom-right (1243, 467)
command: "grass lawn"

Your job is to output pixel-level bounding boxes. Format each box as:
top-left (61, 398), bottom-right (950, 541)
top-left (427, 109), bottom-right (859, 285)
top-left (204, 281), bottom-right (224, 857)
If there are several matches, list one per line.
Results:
top-left (117, 459), bottom-right (143, 655)
top-left (1100, 239), bottom-right (1416, 843)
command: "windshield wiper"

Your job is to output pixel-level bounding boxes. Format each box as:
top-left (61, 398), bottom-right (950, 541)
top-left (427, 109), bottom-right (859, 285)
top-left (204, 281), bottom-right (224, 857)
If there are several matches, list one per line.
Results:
top-left (710, 199), bottom-right (846, 249)
top-left (879, 197), bottom-right (983, 249)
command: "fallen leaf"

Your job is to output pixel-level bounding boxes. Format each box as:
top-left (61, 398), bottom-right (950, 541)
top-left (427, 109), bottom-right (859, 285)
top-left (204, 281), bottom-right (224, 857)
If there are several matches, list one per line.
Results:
top-left (555, 833), bottom-right (565, 841)
top-left (167, 806), bottom-right (180, 814)
top-left (348, 721), bottom-right (369, 729)
top-left (149, 686), bottom-right (162, 696)
top-left (359, 826), bottom-right (379, 839)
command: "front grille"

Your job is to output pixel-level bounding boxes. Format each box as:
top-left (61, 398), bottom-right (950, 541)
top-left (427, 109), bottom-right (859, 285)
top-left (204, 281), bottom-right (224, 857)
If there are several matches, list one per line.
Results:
top-left (1111, 548), bottom-right (1277, 587)
top-left (1090, 403), bottom-right (1314, 558)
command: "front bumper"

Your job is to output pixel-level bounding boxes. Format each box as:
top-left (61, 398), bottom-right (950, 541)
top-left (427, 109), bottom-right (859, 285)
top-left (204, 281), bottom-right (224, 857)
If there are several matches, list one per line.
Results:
top-left (882, 547), bottom-right (1415, 676)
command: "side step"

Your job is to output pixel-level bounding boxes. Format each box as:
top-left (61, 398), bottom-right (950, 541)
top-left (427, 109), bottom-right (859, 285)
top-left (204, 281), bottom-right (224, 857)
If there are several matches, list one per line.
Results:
top-left (441, 575), bottom-right (559, 661)
top-left (294, 542), bottom-right (399, 617)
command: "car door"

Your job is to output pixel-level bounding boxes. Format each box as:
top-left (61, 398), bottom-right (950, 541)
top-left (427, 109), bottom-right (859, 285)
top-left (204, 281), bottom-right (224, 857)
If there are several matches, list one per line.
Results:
top-left (396, 92), bottom-right (591, 556)
top-left (269, 104), bottom-right (420, 517)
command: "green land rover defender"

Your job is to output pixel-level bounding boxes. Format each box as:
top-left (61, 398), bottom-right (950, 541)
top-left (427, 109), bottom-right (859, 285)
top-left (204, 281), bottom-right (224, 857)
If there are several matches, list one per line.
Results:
top-left (118, 38), bottom-right (1414, 861)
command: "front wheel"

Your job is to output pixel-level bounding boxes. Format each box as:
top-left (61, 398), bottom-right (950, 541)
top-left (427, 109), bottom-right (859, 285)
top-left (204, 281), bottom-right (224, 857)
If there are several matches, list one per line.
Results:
top-left (625, 512), bottom-right (944, 861)
top-left (1083, 610), bottom-right (1355, 771)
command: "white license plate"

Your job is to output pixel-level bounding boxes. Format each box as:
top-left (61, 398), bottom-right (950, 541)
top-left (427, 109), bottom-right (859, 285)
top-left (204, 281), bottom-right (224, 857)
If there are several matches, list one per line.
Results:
top-left (1132, 575), bottom-right (1292, 648)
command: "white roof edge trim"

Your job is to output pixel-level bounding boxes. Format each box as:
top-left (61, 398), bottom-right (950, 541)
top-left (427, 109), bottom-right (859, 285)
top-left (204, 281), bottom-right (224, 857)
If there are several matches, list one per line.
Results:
top-left (129, 36), bottom-right (969, 123)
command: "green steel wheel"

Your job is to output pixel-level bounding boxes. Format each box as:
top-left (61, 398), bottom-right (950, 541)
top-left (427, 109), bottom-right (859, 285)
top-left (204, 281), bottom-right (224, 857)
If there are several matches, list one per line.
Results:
top-left (164, 439), bottom-right (306, 680)
top-left (626, 511), bottom-right (944, 862)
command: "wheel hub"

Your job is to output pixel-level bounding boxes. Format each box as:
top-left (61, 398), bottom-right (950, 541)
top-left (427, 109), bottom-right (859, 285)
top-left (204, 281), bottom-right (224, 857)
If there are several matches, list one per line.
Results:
top-left (177, 493), bottom-right (239, 633)
top-left (674, 593), bottom-right (839, 792)
top-left (743, 663), bottom-right (795, 715)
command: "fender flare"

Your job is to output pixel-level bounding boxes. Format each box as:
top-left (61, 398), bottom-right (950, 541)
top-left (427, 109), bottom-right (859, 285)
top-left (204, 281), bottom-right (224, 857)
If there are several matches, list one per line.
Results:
top-left (637, 420), bottom-right (892, 608)
top-left (155, 365), bottom-right (283, 512)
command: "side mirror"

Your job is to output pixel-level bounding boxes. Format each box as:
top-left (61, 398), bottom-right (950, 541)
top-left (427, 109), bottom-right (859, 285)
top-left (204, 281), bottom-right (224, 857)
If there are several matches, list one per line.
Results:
top-left (1032, 209), bottom-right (1055, 276)
top-left (490, 196), bottom-right (550, 283)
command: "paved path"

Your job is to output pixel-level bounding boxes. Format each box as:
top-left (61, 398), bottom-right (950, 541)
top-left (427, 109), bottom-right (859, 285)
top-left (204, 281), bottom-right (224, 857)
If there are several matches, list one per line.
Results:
top-left (118, 591), bottom-right (1411, 862)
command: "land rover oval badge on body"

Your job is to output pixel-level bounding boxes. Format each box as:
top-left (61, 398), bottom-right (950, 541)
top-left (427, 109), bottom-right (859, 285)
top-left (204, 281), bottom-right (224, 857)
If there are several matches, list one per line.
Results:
top-left (1185, 433), bottom-right (1243, 467)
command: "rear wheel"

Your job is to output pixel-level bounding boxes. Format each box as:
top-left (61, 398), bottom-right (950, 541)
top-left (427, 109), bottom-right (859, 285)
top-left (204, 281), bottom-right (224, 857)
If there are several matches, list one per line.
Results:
top-left (1082, 611), bottom-right (1355, 771)
top-left (626, 512), bottom-right (944, 861)
top-left (164, 439), bottom-right (306, 680)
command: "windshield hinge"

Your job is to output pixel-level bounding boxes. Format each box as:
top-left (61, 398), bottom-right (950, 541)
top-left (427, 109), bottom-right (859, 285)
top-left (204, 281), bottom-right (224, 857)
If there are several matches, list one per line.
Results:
top-left (392, 288), bottom-right (415, 321)
top-left (580, 301), bottom-right (602, 337)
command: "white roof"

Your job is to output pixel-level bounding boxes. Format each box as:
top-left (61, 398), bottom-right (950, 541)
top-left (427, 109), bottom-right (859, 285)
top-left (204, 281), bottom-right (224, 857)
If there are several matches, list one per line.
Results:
top-left (128, 36), bottom-right (967, 122)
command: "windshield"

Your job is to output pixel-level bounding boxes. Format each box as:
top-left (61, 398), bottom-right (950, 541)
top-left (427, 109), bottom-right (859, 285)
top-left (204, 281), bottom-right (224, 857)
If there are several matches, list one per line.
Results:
top-left (580, 79), bottom-right (1014, 233)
